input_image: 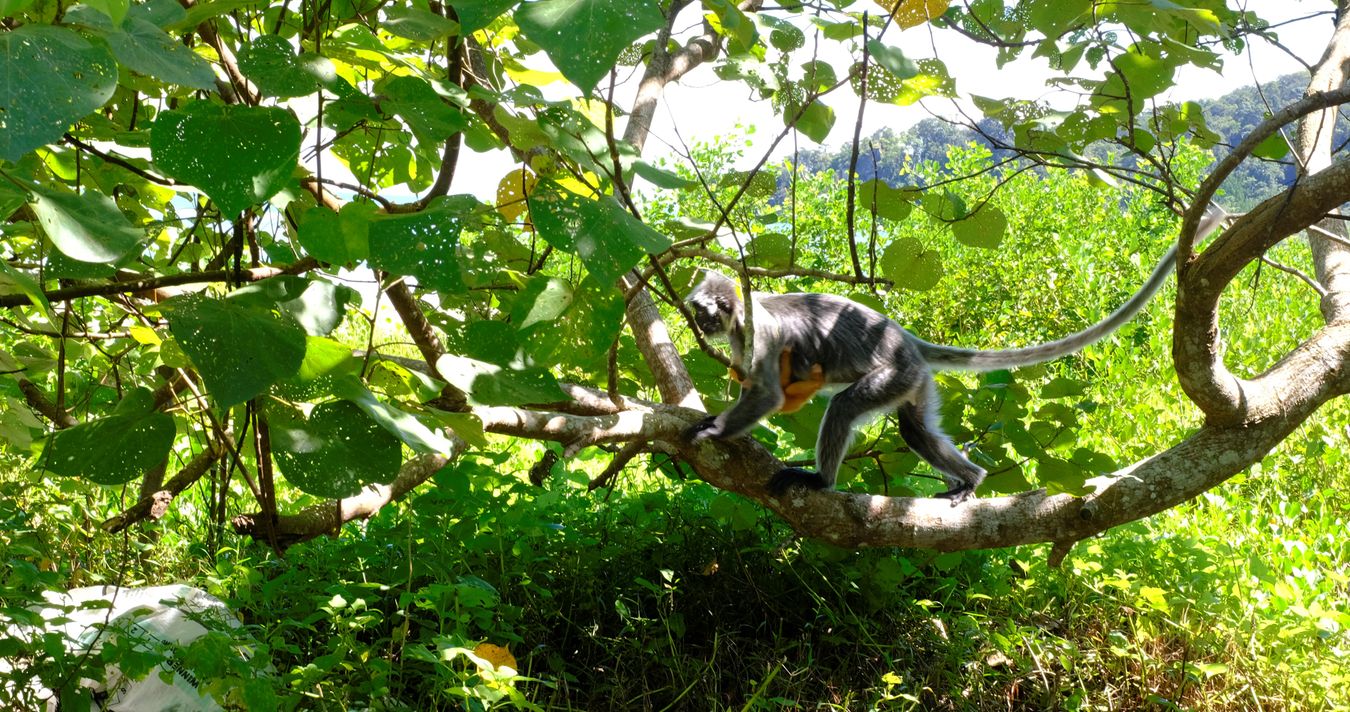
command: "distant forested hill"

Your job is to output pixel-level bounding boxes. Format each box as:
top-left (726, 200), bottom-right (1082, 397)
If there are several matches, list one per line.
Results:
top-left (789, 73), bottom-right (1346, 211)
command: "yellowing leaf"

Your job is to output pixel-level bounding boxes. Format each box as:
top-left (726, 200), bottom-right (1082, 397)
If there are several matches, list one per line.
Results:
top-left (474, 642), bottom-right (518, 671)
top-left (129, 325), bottom-right (161, 345)
top-left (496, 168), bottom-right (538, 223)
top-left (875, 0), bottom-right (950, 29)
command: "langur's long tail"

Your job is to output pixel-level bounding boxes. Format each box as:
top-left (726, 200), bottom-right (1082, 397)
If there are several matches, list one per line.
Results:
top-left (914, 207), bottom-right (1226, 371)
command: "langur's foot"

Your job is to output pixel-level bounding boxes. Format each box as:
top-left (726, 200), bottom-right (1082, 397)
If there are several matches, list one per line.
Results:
top-left (767, 467), bottom-right (829, 496)
top-left (683, 417), bottom-right (721, 443)
top-left (934, 484), bottom-right (976, 506)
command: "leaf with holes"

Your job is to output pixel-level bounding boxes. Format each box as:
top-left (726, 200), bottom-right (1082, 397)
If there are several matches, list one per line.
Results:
top-left (367, 195), bottom-right (471, 293)
top-left (151, 102), bottom-right (301, 216)
top-left (516, 0), bottom-right (665, 94)
top-left (65, 6), bottom-right (218, 90)
top-left (530, 181), bottom-right (671, 284)
top-left (332, 377), bottom-right (458, 454)
top-left (269, 400), bottom-right (401, 499)
top-left (0, 26), bottom-right (118, 161)
top-left (950, 205), bottom-right (1007, 249)
top-left (28, 182), bottom-right (144, 264)
top-left (437, 354), bottom-right (567, 406)
top-left (164, 294), bottom-right (307, 406)
top-left (42, 389), bottom-right (174, 485)
top-left (880, 237), bottom-right (943, 291)
top-left (238, 35), bottom-right (321, 97)
top-left (380, 76), bottom-right (470, 149)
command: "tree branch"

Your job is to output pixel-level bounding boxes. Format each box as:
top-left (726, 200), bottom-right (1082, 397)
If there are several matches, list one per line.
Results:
top-left (0, 262), bottom-right (317, 308)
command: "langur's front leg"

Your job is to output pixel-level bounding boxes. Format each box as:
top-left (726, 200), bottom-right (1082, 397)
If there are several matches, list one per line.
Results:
top-left (685, 374), bottom-right (786, 443)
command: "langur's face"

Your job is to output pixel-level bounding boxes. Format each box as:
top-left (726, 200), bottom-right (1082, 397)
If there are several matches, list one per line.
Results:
top-left (688, 292), bottom-right (731, 338)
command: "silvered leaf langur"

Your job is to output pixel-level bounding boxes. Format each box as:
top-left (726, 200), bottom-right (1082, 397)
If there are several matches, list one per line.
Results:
top-left (684, 210), bottom-right (1225, 504)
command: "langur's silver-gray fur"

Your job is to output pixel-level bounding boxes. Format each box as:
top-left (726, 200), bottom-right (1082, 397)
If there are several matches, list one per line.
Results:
top-left (684, 209), bottom-right (1226, 504)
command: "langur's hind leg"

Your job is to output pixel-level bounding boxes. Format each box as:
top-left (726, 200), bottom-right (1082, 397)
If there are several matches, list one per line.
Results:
top-left (768, 365), bottom-right (923, 496)
top-left (896, 378), bottom-right (986, 505)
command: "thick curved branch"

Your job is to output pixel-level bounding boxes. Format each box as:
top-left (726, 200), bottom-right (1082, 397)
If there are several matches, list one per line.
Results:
top-left (1179, 84), bottom-right (1350, 261)
top-left (1298, 6), bottom-right (1350, 323)
top-left (1175, 132), bottom-right (1350, 421)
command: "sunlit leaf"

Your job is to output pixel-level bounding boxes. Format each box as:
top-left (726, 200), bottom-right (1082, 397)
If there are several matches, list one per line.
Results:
top-left (0, 26), bottom-right (118, 161)
top-left (151, 102), bottom-right (302, 216)
top-left (367, 195), bottom-right (472, 293)
top-left (950, 205), bottom-right (1006, 249)
top-left (516, 0), bottom-right (665, 94)
top-left (530, 181), bottom-right (671, 284)
top-left (437, 354), bottom-right (567, 406)
top-left (880, 237), bottom-right (943, 291)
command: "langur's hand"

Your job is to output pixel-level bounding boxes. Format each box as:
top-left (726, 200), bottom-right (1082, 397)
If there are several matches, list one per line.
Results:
top-left (683, 416), bottom-right (722, 443)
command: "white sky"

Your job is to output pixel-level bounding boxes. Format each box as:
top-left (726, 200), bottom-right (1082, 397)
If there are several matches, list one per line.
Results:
top-left (634, 0), bottom-right (1336, 167)
top-left (321, 1), bottom-right (1341, 199)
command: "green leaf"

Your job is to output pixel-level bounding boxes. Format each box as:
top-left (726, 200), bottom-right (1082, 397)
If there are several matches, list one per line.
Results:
top-left (1041, 376), bottom-right (1088, 399)
top-left (0, 0), bottom-right (36, 15)
top-left (383, 5), bottom-right (459, 40)
top-left (448, 0), bottom-right (519, 33)
top-left (65, 6), bottom-right (217, 89)
top-left (332, 377), bottom-right (458, 454)
top-left (28, 182), bottom-right (144, 263)
top-left (1252, 131), bottom-right (1290, 160)
top-left (0, 261), bottom-right (54, 320)
top-left (530, 181), bottom-right (671, 284)
top-left (515, 0), bottom-right (665, 94)
top-left (237, 35), bottom-right (321, 97)
top-left (163, 293), bottom-right (307, 406)
top-left (82, 0), bottom-right (131, 24)
top-left (858, 179), bottom-right (915, 222)
top-left (950, 205), bottom-right (1006, 249)
top-left (295, 202), bottom-right (374, 265)
top-left (511, 275), bottom-right (573, 328)
top-left (0, 26), bottom-right (118, 161)
top-left (463, 321), bottom-right (520, 365)
top-left (368, 195), bottom-right (470, 293)
top-left (269, 400), bottom-right (401, 499)
top-left (379, 76), bottom-right (470, 148)
top-left (229, 276), bottom-right (357, 336)
top-left (437, 354), bottom-right (567, 406)
top-left (866, 39), bottom-right (919, 79)
top-left (794, 99), bottom-right (835, 143)
top-left (893, 59), bottom-right (955, 106)
top-left (880, 237), bottom-right (943, 291)
top-left (150, 102), bottom-right (302, 216)
top-left (632, 160), bottom-right (697, 189)
top-left (42, 388), bottom-right (174, 485)
top-left (1037, 457), bottom-right (1091, 496)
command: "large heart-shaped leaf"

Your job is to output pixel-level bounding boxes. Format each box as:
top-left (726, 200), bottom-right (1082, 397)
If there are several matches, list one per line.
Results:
top-left (163, 294), bottom-right (307, 406)
top-left (28, 182), bottom-right (144, 263)
top-left (950, 205), bottom-right (1007, 249)
top-left (368, 195), bottom-right (471, 293)
top-left (269, 400), bottom-right (401, 499)
top-left (237, 35), bottom-right (321, 98)
top-left (880, 237), bottom-right (943, 291)
top-left (515, 0), bottom-right (665, 94)
top-left (0, 26), bottom-right (118, 161)
top-left (295, 202), bottom-right (374, 265)
top-left (42, 388), bottom-right (175, 485)
top-left (530, 181), bottom-right (671, 284)
top-left (65, 6), bottom-right (217, 90)
top-left (151, 103), bottom-right (302, 216)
